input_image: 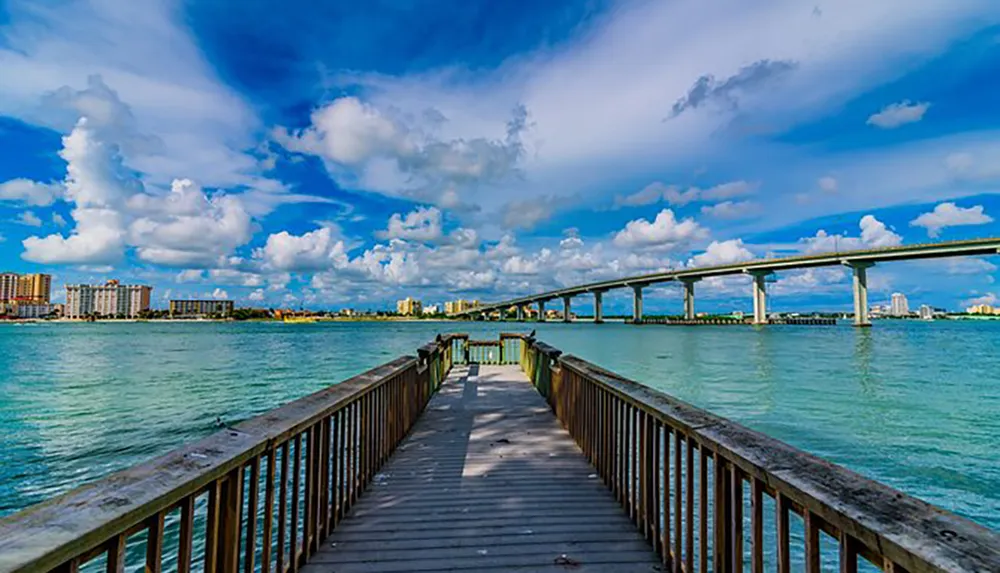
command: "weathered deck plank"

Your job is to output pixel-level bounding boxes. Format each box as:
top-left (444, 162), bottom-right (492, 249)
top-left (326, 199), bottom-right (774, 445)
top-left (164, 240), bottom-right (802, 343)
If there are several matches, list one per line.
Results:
top-left (301, 364), bottom-right (659, 573)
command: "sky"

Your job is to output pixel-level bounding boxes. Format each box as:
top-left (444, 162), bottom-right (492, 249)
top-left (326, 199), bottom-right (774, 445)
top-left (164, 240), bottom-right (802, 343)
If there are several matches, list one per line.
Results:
top-left (1, 0), bottom-right (1000, 314)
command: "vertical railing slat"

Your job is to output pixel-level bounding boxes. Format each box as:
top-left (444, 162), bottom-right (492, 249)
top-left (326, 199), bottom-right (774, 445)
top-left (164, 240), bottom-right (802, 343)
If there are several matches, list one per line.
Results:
top-left (262, 450), bottom-right (276, 573)
top-left (751, 478), bottom-right (764, 573)
top-left (673, 431), bottom-right (682, 573)
top-left (105, 534), bottom-right (126, 573)
top-left (146, 511), bottom-right (165, 573)
top-left (290, 435), bottom-right (301, 572)
top-left (699, 448), bottom-right (708, 573)
top-left (204, 479), bottom-right (222, 573)
top-left (276, 442), bottom-right (288, 573)
top-left (245, 456), bottom-right (261, 573)
top-left (805, 510), bottom-right (821, 573)
top-left (686, 438), bottom-right (694, 573)
top-left (177, 496), bottom-right (195, 573)
top-left (218, 466), bottom-right (245, 573)
top-left (776, 493), bottom-right (790, 573)
top-left (731, 466), bottom-right (743, 572)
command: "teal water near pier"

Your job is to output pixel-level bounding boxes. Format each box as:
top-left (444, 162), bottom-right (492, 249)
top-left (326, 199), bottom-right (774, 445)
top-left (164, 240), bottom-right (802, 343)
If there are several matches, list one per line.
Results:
top-left (1, 320), bottom-right (998, 532)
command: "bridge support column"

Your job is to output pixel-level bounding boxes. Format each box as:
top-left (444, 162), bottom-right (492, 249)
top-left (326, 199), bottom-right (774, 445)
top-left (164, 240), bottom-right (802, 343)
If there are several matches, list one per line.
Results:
top-left (846, 261), bottom-right (875, 327)
top-left (747, 270), bottom-right (773, 325)
top-left (516, 305), bottom-right (524, 322)
top-left (631, 286), bottom-right (643, 323)
top-left (538, 300), bottom-right (546, 322)
top-left (563, 296), bottom-right (572, 322)
top-left (594, 291), bottom-right (604, 324)
top-left (681, 277), bottom-right (700, 320)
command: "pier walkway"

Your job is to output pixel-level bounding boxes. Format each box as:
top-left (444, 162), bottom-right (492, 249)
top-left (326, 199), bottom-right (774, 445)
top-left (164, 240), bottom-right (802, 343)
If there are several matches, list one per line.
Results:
top-left (303, 364), bottom-right (659, 572)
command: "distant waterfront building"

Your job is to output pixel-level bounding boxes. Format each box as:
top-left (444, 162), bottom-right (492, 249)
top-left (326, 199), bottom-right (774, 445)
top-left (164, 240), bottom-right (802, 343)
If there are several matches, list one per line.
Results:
top-left (17, 274), bottom-right (52, 304)
top-left (890, 293), bottom-right (910, 317)
top-left (16, 303), bottom-right (60, 319)
top-left (919, 304), bottom-right (933, 320)
top-left (0, 273), bottom-right (17, 303)
top-left (966, 303), bottom-right (999, 315)
top-left (65, 280), bottom-right (152, 319)
top-left (423, 304), bottom-right (440, 315)
top-left (445, 299), bottom-right (480, 314)
top-left (169, 299), bottom-right (234, 318)
top-left (0, 272), bottom-right (51, 304)
top-left (396, 297), bottom-right (423, 316)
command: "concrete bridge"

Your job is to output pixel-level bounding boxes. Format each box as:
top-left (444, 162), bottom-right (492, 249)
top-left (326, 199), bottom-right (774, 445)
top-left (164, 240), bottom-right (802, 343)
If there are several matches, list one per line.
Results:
top-left (1, 333), bottom-right (998, 572)
top-left (450, 238), bottom-right (1000, 326)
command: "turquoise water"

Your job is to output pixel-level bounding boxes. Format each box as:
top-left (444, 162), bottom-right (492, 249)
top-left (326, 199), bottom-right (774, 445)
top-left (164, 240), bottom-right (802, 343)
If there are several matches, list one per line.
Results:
top-left (0, 320), bottom-right (998, 534)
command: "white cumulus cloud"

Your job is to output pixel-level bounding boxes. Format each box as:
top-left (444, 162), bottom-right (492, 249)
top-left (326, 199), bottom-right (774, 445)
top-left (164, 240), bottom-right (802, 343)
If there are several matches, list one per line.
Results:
top-left (910, 202), bottom-right (993, 238)
top-left (613, 209), bottom-right (708, 250)
top-left (378, 207), bottom-right (443, 242)
top-left (257, 227), bottom-right (349, 272)
top-left (0, 179), bottom-right (64, 206)
top-left (802, 214), bottom-right (901, 253)
top-left (687, 239), bottom-right (754, 267)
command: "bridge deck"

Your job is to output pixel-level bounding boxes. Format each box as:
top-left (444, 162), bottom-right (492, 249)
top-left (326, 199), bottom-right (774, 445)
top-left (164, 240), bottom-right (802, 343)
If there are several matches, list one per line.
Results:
top-left (302, 364), bottom-right (660, 573)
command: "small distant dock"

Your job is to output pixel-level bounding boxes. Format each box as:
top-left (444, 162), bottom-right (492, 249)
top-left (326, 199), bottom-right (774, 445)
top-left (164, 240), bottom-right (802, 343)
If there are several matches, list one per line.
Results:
top-left (0, 333), bottom-right (997, 573)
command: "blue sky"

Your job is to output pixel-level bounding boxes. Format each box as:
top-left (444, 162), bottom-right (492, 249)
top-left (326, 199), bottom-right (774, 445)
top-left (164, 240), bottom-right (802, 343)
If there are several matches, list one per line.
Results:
top-left (1, 0), bottom-right (1000, 314)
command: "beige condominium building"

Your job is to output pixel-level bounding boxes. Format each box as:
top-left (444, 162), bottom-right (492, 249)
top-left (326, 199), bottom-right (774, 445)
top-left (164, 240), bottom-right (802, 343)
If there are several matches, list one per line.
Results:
top-left (169, 299), bottom-right (235, 318)
top-left (444, 299), bottom-right (480, 314)
top-left (64, 280), bottom-right (152, 319)
top-left (396, 297), bottom-right (423, 316)
top-left (0, 273), bottom-right (52, 304)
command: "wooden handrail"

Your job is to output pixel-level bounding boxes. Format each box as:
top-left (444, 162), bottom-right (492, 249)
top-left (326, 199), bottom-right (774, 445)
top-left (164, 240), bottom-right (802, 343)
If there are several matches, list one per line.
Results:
top-left (520, 339), bottom-right (1000, 573)
top-left (0, 339), bottom-right (454, 573)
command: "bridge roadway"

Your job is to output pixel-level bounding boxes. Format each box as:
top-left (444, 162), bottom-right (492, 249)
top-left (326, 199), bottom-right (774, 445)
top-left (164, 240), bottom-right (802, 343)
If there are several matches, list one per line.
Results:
top-left (452, 237), bottom-right (1000, 326)
top-left (301, 363), bottom-right (660, 573)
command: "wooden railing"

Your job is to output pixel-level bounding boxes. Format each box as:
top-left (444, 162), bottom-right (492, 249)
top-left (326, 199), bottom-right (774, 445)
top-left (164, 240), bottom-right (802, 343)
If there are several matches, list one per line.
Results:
top-left (0, 338), bottom-right (456, 573)
top-left (461, 333), bottom-right (523, 365)
top-left (519, 337), bottom-right (1000, 573)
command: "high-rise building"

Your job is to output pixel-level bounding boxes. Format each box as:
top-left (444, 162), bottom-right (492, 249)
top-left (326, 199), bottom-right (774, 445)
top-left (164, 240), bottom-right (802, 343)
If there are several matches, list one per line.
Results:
top-left (919, 304), bottom-right (933, 320)
top-left (396, 297), bottom-right (423, 316)
top-left (890, 293), bottom-right (910, 317)
top-left (1, 272), bottom-right (52, 303)
top-left (0, 273), bottom-right (18, 303)
top-left (445, 299), bottom-right (480, 314)
top-left (65, 280), bottom-right (152, 319)
top-left (169, 299), bottom-right (234, 318)
top-left (967, 303), bottom-right (998, 315)
top-left (16, 273), bottom-right (52, 304)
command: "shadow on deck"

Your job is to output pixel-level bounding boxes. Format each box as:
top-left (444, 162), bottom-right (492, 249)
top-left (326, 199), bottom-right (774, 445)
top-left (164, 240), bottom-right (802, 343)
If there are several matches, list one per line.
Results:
top-left (301, 364), bottom-right (660, 573)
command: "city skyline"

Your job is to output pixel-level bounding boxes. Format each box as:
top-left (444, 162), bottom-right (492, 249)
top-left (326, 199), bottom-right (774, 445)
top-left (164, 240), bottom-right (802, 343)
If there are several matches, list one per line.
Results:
top-left (1, 1), bottom-right (999, 315)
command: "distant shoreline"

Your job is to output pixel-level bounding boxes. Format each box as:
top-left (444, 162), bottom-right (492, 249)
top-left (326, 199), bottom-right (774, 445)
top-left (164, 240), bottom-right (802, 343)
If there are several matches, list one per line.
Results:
top-left (0, 317), bottom-right (467, 324)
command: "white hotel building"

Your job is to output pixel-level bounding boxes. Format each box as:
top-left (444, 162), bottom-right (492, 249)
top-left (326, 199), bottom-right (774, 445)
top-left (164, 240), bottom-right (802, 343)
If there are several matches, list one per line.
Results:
top-left (64, 280), bottom-right (152, 319)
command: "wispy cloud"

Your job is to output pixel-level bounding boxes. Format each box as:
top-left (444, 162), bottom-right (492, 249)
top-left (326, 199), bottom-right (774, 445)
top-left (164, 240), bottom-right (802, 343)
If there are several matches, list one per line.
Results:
top-left (668, 59), bottom-right (798, 119)
top-left (867, 100), bottom-right (930, 129)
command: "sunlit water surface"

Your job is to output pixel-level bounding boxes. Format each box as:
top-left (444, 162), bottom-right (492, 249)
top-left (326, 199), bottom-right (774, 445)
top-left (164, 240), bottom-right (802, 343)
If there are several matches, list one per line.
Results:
top-left (1, 320), bottom-right (998, 536)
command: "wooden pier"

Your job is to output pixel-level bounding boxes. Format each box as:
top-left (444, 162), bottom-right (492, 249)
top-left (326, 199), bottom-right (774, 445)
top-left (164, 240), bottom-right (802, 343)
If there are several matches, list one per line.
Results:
top-left (0, 333), bottom-right (998, 573)
top-left (302, 363), bottom-right (658, 572)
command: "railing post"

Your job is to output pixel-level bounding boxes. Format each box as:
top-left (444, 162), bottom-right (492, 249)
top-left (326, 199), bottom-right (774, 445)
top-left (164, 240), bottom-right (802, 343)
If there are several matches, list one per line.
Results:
top-left (217, 467), bottom-right (244, 573)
